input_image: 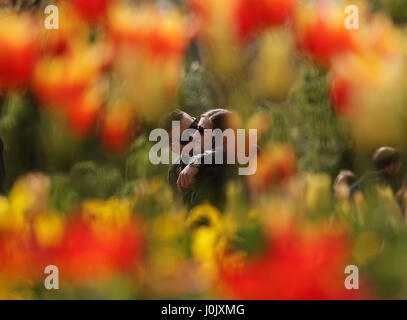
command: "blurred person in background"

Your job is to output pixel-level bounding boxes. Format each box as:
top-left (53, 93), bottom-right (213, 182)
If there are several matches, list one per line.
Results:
top-left (334, 170), bottom-right (357, 202)
top-left (332, 170), bottom-right (365, 223)
top-left (350, 146), bottom-right (402, 196)
top-left (396, 175), bottom-right (407, 222)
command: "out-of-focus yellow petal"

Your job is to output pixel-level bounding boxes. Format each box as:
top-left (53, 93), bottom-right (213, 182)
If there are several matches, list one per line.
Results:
top-left (33, 214), bottom-right (64, 248)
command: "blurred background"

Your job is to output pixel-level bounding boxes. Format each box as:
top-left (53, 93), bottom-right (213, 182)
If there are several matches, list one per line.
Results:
top-left (1, 0), bottom-right (407, 299)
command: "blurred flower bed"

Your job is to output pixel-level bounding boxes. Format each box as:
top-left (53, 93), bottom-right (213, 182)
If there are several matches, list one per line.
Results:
top-left (1, 0), bottom-right (407, 299)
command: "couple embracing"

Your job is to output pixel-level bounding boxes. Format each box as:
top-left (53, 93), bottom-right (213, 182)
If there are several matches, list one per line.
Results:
top-left (162, 108), bottom-right (240, 212)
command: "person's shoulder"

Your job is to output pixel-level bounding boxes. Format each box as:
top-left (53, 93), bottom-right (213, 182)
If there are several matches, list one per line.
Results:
top-left (350, 174), bottom-right (368, 194)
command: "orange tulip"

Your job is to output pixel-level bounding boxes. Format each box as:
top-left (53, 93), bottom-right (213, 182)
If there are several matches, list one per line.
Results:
top-left (40, 4), bottom-right (88, 57)
top-left (248, 145), bottom-right (297, 194)
top-left (32, 47), bottom-right (101, 108)
top-left (108, 3), bottom-right (188, 61)
top-left (100, 102), bottom-right (138, 153)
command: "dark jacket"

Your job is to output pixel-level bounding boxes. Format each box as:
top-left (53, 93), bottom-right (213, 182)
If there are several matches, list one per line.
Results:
top-left (168, 150), bottom-right (236, 212)
top-left (350, 170), bottom-right (400, 196)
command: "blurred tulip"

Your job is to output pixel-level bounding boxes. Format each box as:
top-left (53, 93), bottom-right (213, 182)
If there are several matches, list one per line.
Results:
top-left (100, 102), bottom-right (139, 153)
top-left (8, 173), bottom-right (50, 221)
top-left (66, 85), bottom-right (103, 138)
top-left (82, 197), bottom-right (132, 228)
top-left (112, 49), bottom-right (182, 119)
top-left (248, 145), bottom-right (297, 195)
top-left (330, 70), bottom-right (352, 116)
top-left (249, 30), bottom-right (298, 102)
top-left (247, 111), bottom-right (272, 140)
top-left (355, 13), bottom-right (406, 59)
top-left (330, 52), bottom-right (407, 151)
top-left (235, 0), bottom-right (297, 42)
top-left (32, 46), bottom-right (101, 108)
top-left (219, 223), bottom-right (369, 299)
top-left (33, 214), bottom-right (65, 248)
top-left (0, 11), bottom-right (39, 92)
top-left (53, 217), bottom-right (144, 284)
top-left (108, 3), bottom-right (188, 61)
top-left (108, 3), bottom-right (187, 119)
top-left (0, 174), bottom-right (52, 283)
top-left (149, 11), bottom-right (189, 61)
top-left (189, 0), bottom-right (246, 78)
top-left (295, 1), bottom-right (356, 66)
top-left (187, 204), bottom-right (223, 230)
top-left (305, 174), bottom-right (332, 214)
top-left (0, 195), bottom-right (24, 232)
top-left (0, 232), bottom-right (39, 284)
top-left (353, 232), bottom-right (384, 266)
top-left (188, 204), bottom-right (242, 279)
top-left (69, 0), bottom-right (116, 24)
top-left (108, 3), bottom-right (156, 52)
top-left (0, 176), bottom-right (144, 286)
top-left (40, 4), bottom-right (88, 56)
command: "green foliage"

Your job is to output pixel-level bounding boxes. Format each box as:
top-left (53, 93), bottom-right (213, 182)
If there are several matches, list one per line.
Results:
top-left (179, 60), bottom-right (216, 117)
top-left (125, 135), bottom-right (168, 181)
top-left (69, 161), bottom-right (123, 201)
top-left (50, 174), bottom-right (79, 213)
top-left (259, 66), bottom-right (353, 177)
top-left (369, 0), bottom-right (407, 25)
top-left (0, 94), bottom-right (39, 190)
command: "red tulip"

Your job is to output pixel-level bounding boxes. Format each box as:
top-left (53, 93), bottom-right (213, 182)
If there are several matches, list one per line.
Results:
top-left (0, 12), bottom-right (39, 92)
top-left (220, 224), bottom-right (371, 299)
top-left (0, 233), bottom-right (31, 282)
top-left (0, 229), bottom-right (48, 284)
top-left (70, 0), bottom-right (116, 23)
top-left (295, 2), bottom-right (356, 66)
top-left (235, 0), bottom-right (297, 42)
top-left (53, 218), bottom-right (144, 283)
top-left (67, 88), bottom-right (102, 138)
top-left (329, 72), bottom-right (352, 116)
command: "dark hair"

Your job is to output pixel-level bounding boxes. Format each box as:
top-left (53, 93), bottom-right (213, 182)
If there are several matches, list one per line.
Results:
top-left (334, 170), bottom-right (357, 187)
top-left (202, 109), bottom-right (232, 131)
top-left (161, 109), bottom-right (185, 132)
top-left (372, 146), bottom-right (400, 170)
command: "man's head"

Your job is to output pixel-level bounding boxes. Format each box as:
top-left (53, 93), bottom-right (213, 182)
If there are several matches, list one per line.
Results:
top-left (161, 109), bottom-right (196, 153)
top-left (372, 146), bottom-right (401, 176)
